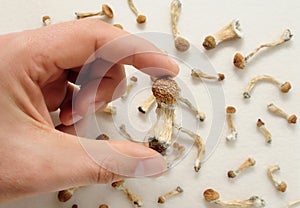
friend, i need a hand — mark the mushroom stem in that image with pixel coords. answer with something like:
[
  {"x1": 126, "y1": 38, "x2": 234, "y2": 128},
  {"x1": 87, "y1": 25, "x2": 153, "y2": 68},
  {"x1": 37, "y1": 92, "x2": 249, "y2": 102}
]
[
  {"x1": 178, "y1": 96, "x2": 206, "y2": 121},
  {"x1": 170, "y1": 0, "x2": 190, "y2": 51},
  {"x1": 267, "y1": 165, "x2": 287, "y2": 192},
  {"x1": 138, "y1": 95, "x2": 156, "y2": 114},
  {"x1": 243, "y1": 75, "x2": 291, "y2": 99},
  {"x1": 267, "y1": 103, "x2": 297, "y2": 124},
  {"x1": 257, "y1": 119, "x2": 272, "y2": 144},
  {"x1": 122, "y1": 76, "x2": 138, "y2": 99},
  {"x1": 191, "y1": 69, "x2": 225, "y2": 81},
  {"x1": 158, "y1": 186, "x2": 184, "y2": 204},
  {"x1": 174, "y1": 124, "x2": 204, "y2": 172},
  {"x1": 288, "y1": 200, "x2": 300, "y2": 208},
  {"x1": 228, "y1": 158, "x2": 256, "y2": 178}
]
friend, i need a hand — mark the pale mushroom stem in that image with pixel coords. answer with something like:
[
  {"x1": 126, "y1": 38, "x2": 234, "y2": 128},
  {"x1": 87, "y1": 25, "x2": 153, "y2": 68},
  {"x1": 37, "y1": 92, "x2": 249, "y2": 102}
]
[
  {"x1": 171, "y1": 0, "x2": 181, "y2": 36},
  {"x1": 178, "y1": 96, "x2": 206, "y2": 121},
  {"x1": 127, "y1": 0, "x2": 139, "y2": 16},
  {"x1": 245, "y1": 75, "x2": 281, "y2": 96},
  {"x1": 245, "y1": 29, "x2": 292, "y2": 62},
  {"x1": 288, "y1": 200, "x2": 300, "y2": 208},
  {"x1": 75, "y1": 11, "x2": 102, "y2": 18}
]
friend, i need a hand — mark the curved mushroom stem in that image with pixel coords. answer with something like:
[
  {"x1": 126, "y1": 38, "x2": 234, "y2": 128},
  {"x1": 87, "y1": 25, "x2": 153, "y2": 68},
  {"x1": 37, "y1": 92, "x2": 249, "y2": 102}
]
[
  {"x1": 267, "y1": 165, "x2": 287, "y2": 192},
  {"x1": 243, "y1": 75, "x2": 291, "y2": 99},
  {"x1": 174, "y1": 124, "x2": 204, "y2": 172}
]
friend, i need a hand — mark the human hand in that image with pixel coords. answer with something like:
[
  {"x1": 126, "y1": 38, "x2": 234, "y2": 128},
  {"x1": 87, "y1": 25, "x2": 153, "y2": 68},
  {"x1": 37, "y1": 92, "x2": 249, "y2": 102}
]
[{"x1": 0, "y1": 19, "x2": 179, "y2": 202}]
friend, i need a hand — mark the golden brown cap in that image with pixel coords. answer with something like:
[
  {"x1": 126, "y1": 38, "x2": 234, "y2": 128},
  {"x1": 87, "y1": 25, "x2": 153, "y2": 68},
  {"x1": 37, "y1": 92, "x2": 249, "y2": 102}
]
[
  {"x1": 227, "y1": 170, "x2": 236, "y2": 178},
  {"x1": 130, "y1": 76, "x2": 138, "y2": 82},
  {"x1": 157, "y1": 196, "x2": 166, "y2": 204},
  {"x1": 152, "y1": 77, "x2": 180, "y2": 104},
  {"x1": 218, "y1": 73, "x2": 225, "y2": 81},
  {"x1": 136, "y1": 15, "x2": 146, "y2": 23},
  {"x1": 280, "y1": 82, "x2": 291, "y2": 93},
  {"x1": 256, "y1": 119, "x2": 265, "y2": 127},
  {"x1": 202, "y1": 36, "x2": 216, "y2": 50},
  {"x1": 99, "y1": 204, "x2": 109, "y2": 208},
  {"x1": 111, "y1": 180, "x2": 125, "y2": 188},
  {"x1": 42, "y1": 15, "x2": 51, "y2": 23},
  {"x1": 288, "y1": 114, "x2": 297, "y2": 124},
  {"x1": 226, "y1": 106, "x2": 236, "y2": 114},
  {"x1": 276, "y1": 182, "x2": 287, "y2": 192},
  {"x1": 233, "y1": 53, "x2": 245, "y2": 69},
  {"x1": 102, "y1": 4, "x2": 114, "y2": 18},
  {"x1": 58, "y1": 190, "x2": 73, "y2": 202},
  {"x1": 203, "y1": 189, "x2": 220, "y2": 202}
]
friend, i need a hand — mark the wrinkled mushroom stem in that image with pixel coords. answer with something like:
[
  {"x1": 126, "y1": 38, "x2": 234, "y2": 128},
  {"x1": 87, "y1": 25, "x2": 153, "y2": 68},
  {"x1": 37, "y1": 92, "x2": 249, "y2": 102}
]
[
  {"x1": 226, "y1": 106, "x2": 237, "y2": 142},
  {"x1": 203, "y1": 19, "x2": 243, "y2": 50},
  {"x1": 267, "y1": 165, "x2": 287, "y2": 192},
  {"x1": 178, "y1": 96, "x2": 206, "y2": 121},
  {"x1": 171, "y1": 0, "x2": 190, "y2": 51},
  {"x1": 243, "y1": 75, "x2": 291, "y2": 99}
]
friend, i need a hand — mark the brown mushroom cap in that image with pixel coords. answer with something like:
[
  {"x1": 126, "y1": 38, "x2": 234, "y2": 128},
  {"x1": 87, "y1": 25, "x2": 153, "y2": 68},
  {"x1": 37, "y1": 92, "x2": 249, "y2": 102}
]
[
  {"x1": 218, "y1": 73, "x2": 225, "y2": 81},
  {"x1": 203, "y1": 189, "x2": 220, "y2": 202},
  {"x1": 276, "y1": 181, "x2": 287, "y2": 192},
  {"x1": 226, "y1": 106, "x2": 236, "y2": 114},
  {"x1": 288, "y1": 114, "x2": 297, "y2": 124},
  {"x1": 58, "y1": 190, "x2": 73, "y2": 202},
  {"x1": 157, "y1": 196, "x2": 166, "y2": 204},
  {"x1": 174, "y1": 36, "x2": 190, "y2": 52},
  {"x1": 111, "y1": 180, "x2": 125, "y2": 188},
  {"x1": 99, "y1": 204, "x2": 109, "y2": 208},
  {"x1": 42, "y1": 15, "x2": 51, "y2": 23},
  {"x1": 102, "y1": 4, "x2": 114, "y2": 18},
  {"x1": 280, "y1": 82, "x2": 291, "y2": 93},
  {"x1": 233, "y1": 53, "x2": 245, "y2": 69},
  {"x1": 227, "y1": 170, "x2": 237, "y2": 178},
  {"x1": 256, "y1": 119, "x2": 265, "y2": 127},
  {"x1": 136, "y1": 15, "x2": 146, "y2": 23},
  {"x1": 152, "y1": 77, "x2": 180, "y2": 105},
  {"x1": 202, "y1": 35, "x2": 216, "y2": 50}
]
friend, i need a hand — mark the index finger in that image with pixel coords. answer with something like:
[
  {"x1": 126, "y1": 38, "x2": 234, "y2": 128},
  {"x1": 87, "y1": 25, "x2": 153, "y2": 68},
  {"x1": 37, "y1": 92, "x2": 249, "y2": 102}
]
[{"x1": 26, "y1": 19, "x2": 179, "y2": 77}]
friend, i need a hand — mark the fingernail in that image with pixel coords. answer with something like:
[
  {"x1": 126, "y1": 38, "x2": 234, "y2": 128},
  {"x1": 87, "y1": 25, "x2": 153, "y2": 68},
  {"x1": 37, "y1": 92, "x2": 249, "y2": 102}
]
[{"x1": 134, "y1": 155, "x2": 167, "y2": 177}]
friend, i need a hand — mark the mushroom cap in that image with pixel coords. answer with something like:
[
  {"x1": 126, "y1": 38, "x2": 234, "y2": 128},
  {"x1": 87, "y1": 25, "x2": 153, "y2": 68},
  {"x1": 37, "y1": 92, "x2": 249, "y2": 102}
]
[
  {"x1": 203, "y1": 189, "x2": 220, "y2": 202},
  {"x1": 152, "y1": 77, "x2": 180, "y2": 104},
  {"x1": 174, "y1": 36, "x2": 190, "y2": 52},
  {"x1": 158, "y1": 196, "x2": 166, "y2": 204},
  {"x1": 202, "y1": 35, "x2": 216, "y2": 50},
  {"x1": 72, "y1": 204, "x2": 78, "y2": 208},
  {"x1": 276, "y1": 181, "x2": 287, "y2": 192},
  {"x1": 42, "y1": 15, "x2": 51, "y2": 23},
  {"x1": 102, "y1": 4, "x2": 114, "y2": 18},
  {"x1": 280, "y1": 82, "x2": 291, "y2": 93},
  {"x1": 99, "y1": 204, "x2": 109, "y2": 208},
  {"x1": 233, "y1": 52, "x2": 245, "y2": 69},
  {"x1": 136, "y1": 14, "x2": 147, "y2": 23},
  {"x1": 227, "y1": 170, "x2": 237, "y2": 178},
  {"x1": 58, "y1": 190, "x2": 73, "y2": 202},
  {"x1": 226, "y1": 106, "x2": 236, "y2": 114},
  {"x1": 256, "y1": 119, "x2": 265, "y2": 127},
  {"x1": 113, "y1": 24, "x2": 123, "y2": 30},
  {"x1": 111, "y1": 180, "x2": 125, "y2": 188},
  {"x1": 130, "y1": 76, "x2": 138, "y2": 82},
  {"x1": 218, "y1": 73, "x2": 225, "y2": 81},
  {"x1": 288, "y1": 114, "x2": 297, "y2": 124},
  {"x1": 96, "y1": 134, "x2": 110, "y2": 140}
]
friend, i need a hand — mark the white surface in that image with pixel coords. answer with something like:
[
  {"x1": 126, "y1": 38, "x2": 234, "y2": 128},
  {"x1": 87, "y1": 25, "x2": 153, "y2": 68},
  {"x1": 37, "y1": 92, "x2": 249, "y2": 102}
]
[{"x1": 1, "y1": 0, "x2": 300, "y2": 207}]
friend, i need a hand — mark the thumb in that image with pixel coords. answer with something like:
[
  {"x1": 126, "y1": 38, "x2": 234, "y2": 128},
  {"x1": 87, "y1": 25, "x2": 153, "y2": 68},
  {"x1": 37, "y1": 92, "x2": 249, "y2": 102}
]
[{"x1": 42, "y1": 129, "x2": 166, "y2": 192}]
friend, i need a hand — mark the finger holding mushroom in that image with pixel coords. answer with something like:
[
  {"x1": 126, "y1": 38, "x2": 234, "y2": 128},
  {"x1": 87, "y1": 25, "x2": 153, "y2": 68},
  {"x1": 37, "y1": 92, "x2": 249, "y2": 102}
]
[
  {"x1": 267, "y1": 103, "x2": 297, "y2": 124},
  {"x1": 203, "y1": 19, "x2": 243, "y2": 50},
  {"x1": 170, "y1": 0, "x2": 190, "y2": 52},
  {"x1": 267, "y1": 165, "x2": 287, "y2": 192},
  {"x1": 75, "y1": 4, "x2": 114, "y2": 19},
  {"x1": 233, "y1": 29, "x2": 293, "y2": 69},
  {"x1": 243, "y1": 75, "x2": 291, "y2": 99}
]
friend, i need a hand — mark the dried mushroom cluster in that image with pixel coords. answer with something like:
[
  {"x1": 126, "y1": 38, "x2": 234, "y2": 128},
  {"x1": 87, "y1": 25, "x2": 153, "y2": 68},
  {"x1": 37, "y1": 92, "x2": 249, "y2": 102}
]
[{"x1": 47, "y1": 1, "x2": 297, "y2": 208}]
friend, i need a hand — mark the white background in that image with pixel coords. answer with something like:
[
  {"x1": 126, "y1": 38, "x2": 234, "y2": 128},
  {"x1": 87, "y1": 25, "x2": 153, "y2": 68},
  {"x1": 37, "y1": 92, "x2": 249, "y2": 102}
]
[{"x1": 0, "y1": 0, "x2": 300, "y2": 207}]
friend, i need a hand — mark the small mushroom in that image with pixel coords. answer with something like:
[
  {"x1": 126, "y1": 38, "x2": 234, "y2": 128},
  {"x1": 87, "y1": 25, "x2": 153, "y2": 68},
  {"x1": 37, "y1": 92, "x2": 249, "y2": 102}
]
[
  {"x1": 256, "y1": 119, "x2": 272, "y2": 144},
  {"x1": 158, "y1": 186, "x2": 183, "y2": 204},
  {"x1": 42, "y1": 15, "x2": 51, "y2": 26},
  {"x1": 267, "y1": 165, "x2": 287, "y2": 192},
  {"x1": 267, "y1": 103, "x2": 297, "y2": 124},
  {"x1": 243, "y1": 75, "x2": 291, "y2": 99},
  {"x1": 227, "y1": 158, "x2": 256, "y2": 178},
  {"x1": 203, "y1": 19, "x2": 243, "y2": 50},
  {"x1": 121, "y1": 76, "x2": 138, "y2": 99},
  {"x1": 226, "y1": 106, "x2": 237, "y2": 142},
  {"x1": 75, "y1": 4, "x2": 114, "y2": 19},
  {"x1": 203, "y1": 188, "x2": 266, "y2": 207},
  {"x1": 191, "y1": 69, "x2": 225, "y2": 81},
  {"x1": 127, "y1": 0, "x2": 146, "y2": 23},
  {"x1": 170, "y1": 0, "x2": 190, "y2": 51},
  {"x1": 112, "y1": 180, "x2": 143, "y2": 208},
  {"x1": 58, "y1": 187, "x2": 81, "y2": 202},
  {"x1": 233, "y1": 29, "x2": 292, "y2": 69}
]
